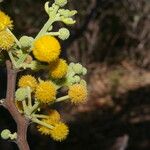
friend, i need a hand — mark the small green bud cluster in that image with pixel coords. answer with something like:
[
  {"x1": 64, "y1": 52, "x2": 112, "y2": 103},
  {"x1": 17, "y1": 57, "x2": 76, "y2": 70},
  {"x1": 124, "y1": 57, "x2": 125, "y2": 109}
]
[
  {"x1": 65, "y1": 63, "x2": 87, "y2": 86},
  {"x1": 44, "y1": 2, "x2": 59, "y2": 19},
  {"x1": 58, "y1": 9, "x2": 77, "y2": 25},
  {"x1": 55, "y1": 0, "x2": 67, "y2": 7},
  {"x1": 45, "y1": 0, "x2": 77, "y2": 25},
  {"x1": 42, "y1": 0, "x2": 77, "y2": 43},
  {"x1": 70, "y1": 63, "x2": 87, "y2": 75},
  {"x1": 58, "y1": 9, "x2": 77, "y2": 18}
]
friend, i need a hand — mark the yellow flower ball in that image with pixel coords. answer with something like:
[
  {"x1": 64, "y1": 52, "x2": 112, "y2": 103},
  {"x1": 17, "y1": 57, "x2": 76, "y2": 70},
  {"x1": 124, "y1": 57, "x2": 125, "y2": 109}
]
[
  {"x1": 0, "y1": 11, "x2": 13, "y2": 31},
  {"x1": 48, "y1": 110, "x2": 61, "y2": 123},
  {"x1": 49, "y1": 59, "x2": 68, "y2": 79},
  {"x1": 37, "y1": 118, "x2": 52, "y2": 135},
  {"x1": 0, "y1": 30, "x2": 14, "y2": 50},
  {"x1": 35, "y1": 81, "x2": 56, "y2": 103},
  {"x1": 18, "y1": 75, "x2": 37, "y2": 91},
  {"x1": 32, "y1": 35, "x2": 61, "y2": 63},
  {"x1": 68, "y1": 84, "x2": 88, "y2": 104},
  {"x1": 37, "y1": 110, "x2": 60, "y2": 135},
  {"x1": 50, "y1": 122, "x2": 69, "y2": 141}
]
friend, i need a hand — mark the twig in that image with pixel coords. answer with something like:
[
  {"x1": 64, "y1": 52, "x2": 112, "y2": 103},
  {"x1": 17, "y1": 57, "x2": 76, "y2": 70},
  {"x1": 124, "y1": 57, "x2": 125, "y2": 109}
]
[{"x1": 5, "y1": 60, "x2": 30, "y2": 150}]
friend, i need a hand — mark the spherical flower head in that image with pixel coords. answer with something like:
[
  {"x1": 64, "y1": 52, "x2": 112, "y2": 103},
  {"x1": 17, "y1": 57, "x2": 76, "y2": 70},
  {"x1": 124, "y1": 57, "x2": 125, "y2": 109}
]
[
  {"x1": 0, "y1": 11, "x2": 13, "y2": 31},
  {"x1": 68, "y1": 84, "x2": 88, "y2": 104},
  {"x1": 49, "y1": 59, "x2": 68, "y2": 79},
  {"x1": 55, "y1": 0, "x2": 67, "y2": 7},
  {"x1": 37, "y1": 118, "x2": 53, "y2": 135},
  {"x1": 50, "y1": 122, "x2": 69, "y2": 141},
  {"x1": 48, "y1": 109, "x2": 61, "y2": 123},
  {"x1": 0, "y1": 30, "x2": 14, "y2": 50},
  {"x1": 18, "y1": 75, "x2": 37, "y2": 91},
  {"x1": 35, "y1": 81, "x2": 56, "y2": 103},
  {"x1": 32, "y1": 35, "x2": 61, "y2": 63}
]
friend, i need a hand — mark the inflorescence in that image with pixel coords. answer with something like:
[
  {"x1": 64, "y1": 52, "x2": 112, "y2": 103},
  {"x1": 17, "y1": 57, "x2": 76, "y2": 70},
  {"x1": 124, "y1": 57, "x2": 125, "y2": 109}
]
[{"x1": 0, "y1": 0, "x2": 88, "y2": 142}]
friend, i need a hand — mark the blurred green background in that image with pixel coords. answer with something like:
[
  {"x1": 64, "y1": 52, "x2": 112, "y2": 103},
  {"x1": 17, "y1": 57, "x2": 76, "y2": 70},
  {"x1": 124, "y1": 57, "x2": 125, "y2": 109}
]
[{"x1": 0, "y1": 0, "x2": 150, "y2": 150}]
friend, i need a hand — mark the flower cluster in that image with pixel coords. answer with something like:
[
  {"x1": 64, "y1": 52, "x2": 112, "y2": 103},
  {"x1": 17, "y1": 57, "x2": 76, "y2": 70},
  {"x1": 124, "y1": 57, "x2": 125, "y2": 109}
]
[
  {"x1": 0, "y1": 0, "x2": 88, "y2": 143},
  {"x1": 15, "y1": 62, "x2": 87, "y2": 141}
]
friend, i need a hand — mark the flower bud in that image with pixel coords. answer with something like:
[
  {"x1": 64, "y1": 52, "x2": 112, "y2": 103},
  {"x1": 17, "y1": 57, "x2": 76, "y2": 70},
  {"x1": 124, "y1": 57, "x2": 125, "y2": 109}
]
[
  {"x1": 82, "y1": 68, "x2": 87, "y2": 75},
  {"x1": 74, "y1": 75, "x2": 81, "y2": 83},
  {"x1": 55, "y1": 0, "x2": 67, "y2": 7},
  {"x1": 80, "y1": 79, "x2": 87, "y2": 87},
  {"x1": 15, "y1": 88, "x2": 28, "y2": 101},
  {"x1": 62, "y1": 18, "x2": 76, "y2": 25},
  {"x1": 72, "y1": 63, "x2": 83, "y2": 74},
  {"x1": 19, "y1": 36, "x2": 34, "y2": 50},
  {"x1": 1, "y1": 129, "x2": 11, "y2": 140},
  {"x1": 58, "y1": 28, "x2": 70, "y2": 40}
]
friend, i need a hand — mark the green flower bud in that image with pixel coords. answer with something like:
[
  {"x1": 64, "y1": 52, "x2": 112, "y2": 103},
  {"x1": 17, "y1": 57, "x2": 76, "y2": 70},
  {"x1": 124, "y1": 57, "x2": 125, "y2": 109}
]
[
  {"x1": 58, "y1": 9, "x2": 64, "y2": 14},
  {"x1": 58, "y1": 9, "x2": 68, "y2": 17},
  {"x1": 19, "y1": 36, "x2": 34, "y2": 50},
  {"x1": 82, "y1": 68, "x2": 87, "y2": 75},
  {"x1": 1, "y1": 129, "x2": 11, "y2": 140},
  {"x1": 55, "y1": 0, "x2": 67, "y2": 7},
  {"x1": 67, "y1": 69, "x2": 75, "y2": 77},
  {"x1": 69, "y1": 62, "x2": 75, "y2": 67},
  {"x1": 69, "y1": 10, "x2": 78, "y2": 17},
  {"x1": 44, "y1": 2, "x2": 50, "y2": 14},
  {"x1": 80, "y1": 79, "x2": 87, "y2": 87},
  {"x1": 72, "y1": 63, "x2": 83, "y2": 74},
  {"x1": 15, "y1": 88, "x2": 28, "y2": 101},
  {"x1": 74, "y1": 75, "x2": 81, "y2": 83},
  {"x1": 62, "y1": 18, "x2": 76, "y2": 25},
  {"x1": 67, "y1": 76, "x2": 76, "y2": 84},
  {"x1": 52, "y1": 3, "x2": 59, "y2": 10},
  {"x1": 48, "y1": 25, "x2": 53, "y2": 31},
  {"x1": 58, "y1": 28, "x2": 70, "y2": 40},
  {"x1": 59, "y1": 9, "x2": 77, "y2": 18}
]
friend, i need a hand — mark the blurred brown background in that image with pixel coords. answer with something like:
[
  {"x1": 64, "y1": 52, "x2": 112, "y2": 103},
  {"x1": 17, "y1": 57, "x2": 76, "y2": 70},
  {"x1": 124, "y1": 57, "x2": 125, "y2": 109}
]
[{"x1": 0, "y1": 0, "x2": 150, "y2": 150}]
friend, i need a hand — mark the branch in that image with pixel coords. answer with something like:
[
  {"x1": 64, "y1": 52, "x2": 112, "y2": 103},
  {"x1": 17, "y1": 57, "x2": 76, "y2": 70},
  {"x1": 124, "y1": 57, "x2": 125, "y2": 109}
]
[{"x1": 5, "y1": 60, "x2": 30, "y2": 150}]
